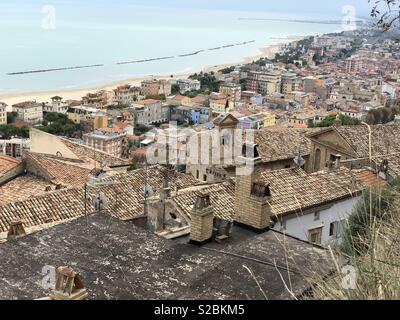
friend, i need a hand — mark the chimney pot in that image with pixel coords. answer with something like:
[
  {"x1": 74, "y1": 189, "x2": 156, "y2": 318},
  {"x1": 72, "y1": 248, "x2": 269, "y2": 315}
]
[{"x1": 7, "y1": 220, "x2": 26, "y2": 240}]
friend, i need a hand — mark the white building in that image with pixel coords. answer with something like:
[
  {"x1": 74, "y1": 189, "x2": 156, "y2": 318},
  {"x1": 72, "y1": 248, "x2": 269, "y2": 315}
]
[
  {"x1": 43, "y1": 96, "x2": 68, "y2": 114},
  {"x1": 0, "y1": 138, "x2": 30, "y2": 159},
  {"x1": 131, "y1": 99, "x2": 168, "y2": 125},
  {"x1": 0, "y1": 102, "x2": 7, "y2": 125},
  {"x1": 12, "y1": 101, "x2": 43, "y2": 124},
  {"x1": 113, "y1": 85, "x2": 143, "y2": 105},
  {"x1": 175, "y1": 79, "x2": 201, "y2": 94}
]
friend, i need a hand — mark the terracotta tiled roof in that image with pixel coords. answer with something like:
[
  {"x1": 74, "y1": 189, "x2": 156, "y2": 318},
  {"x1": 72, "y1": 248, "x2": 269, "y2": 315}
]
[
  {"x1": 161, "y1": 167, "x2": 370, "y2": 223},
  {"x1": 254, "y1": 127, "x2": 321, "y2": 162},
  {"x1": 26, "y1": 152, "x2": 92, "y2": 188},
  {"x1": 262, "y1": 167, "x2": 365, "y2": 216},
  {"x1": 354, "y1": 169, "x2": 387, "y2": 188},
  {"x1": 60, "y1": 138, "x2": 129, "y2": 167},
  {"x1": 0, "y1": 175, "x2": 55, "y2": 206},
  {"x1": 135, "y1": 99, "x2": 160, "y2": 105},
  {"x1": 0, "y1": 188, "x2": 90, "y2": 233},
  {"x1": 98, "y1": 166, "x2": 199, "y2": 220},
  {"x1": 172, "y1": 180, "x2": 236, "y2": 222},
  {"x1": 0, "y1": 156, "x2": 21, "y2": 177},
  {"x1": 334, "y1": 125, "x2": 400, "y2": 157}
]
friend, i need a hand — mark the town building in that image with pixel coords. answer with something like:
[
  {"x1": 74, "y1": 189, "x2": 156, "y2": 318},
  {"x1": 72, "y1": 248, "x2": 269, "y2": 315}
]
[
  {"x1": 174, "y1": 79, "x2": 201, "y2": 94},
  {"x1": 0, "y1": 138, "x2": 30, "y2": 159},
  {"x1": 219, "y1": 83, "x2": 241, "y2": 102},
  {"x1": 12, "y1": 101, "x2": 43, "y2": 124},
  {"x1": 247, "y1": 69, "x2": 281, "y2": 95},
  {"x1": 82, "y1": 90, "x2": 113, "y2": 109},
  {"x1": 43, "y1": 96, "x2": 68, "y2": 114},
  {"x1": 131, "y1": 99, "x2": 168, "y2": 125},
  {"x1": 83, "y1": 129, "x2": 128, "y2": 158},
  {"x1": 113, "y1": 85, "x2": 143, "y2": 105},
  {"x1": 346, "y1": 55, "x2": 365, "y2": 74},
  {"x1": 67, "y1": 105, "x2": 100, "y2": 124},
  {"x1": 281, "y1": 72, "x2": 299, "y2": 94},
  {"x1": 308, "y1": 124, "x2": 400, "y2": 174},
  {"x1": 0, "y1": 102, "x2": 7, "y2": 125},
  {"x1": 141, "y1": 79, "x2": 171, "y2": 98}
]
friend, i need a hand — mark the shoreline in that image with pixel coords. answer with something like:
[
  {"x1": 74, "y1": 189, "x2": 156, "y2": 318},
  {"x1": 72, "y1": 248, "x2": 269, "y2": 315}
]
[{"x1": 0, "y1": 43, "x2": 284, "y2": 108}]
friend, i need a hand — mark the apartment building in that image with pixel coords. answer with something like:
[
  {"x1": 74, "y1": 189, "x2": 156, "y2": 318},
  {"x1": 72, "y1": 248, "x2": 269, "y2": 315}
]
[
  {"x1": 83, "y1": 128, "x2": 128, "y2": 158},
  {"x1": 219, "y1": 83, "x2": 241, "y2": 102},
  {"x1": 281, "y1": 72, "x2": 299, "y2": 94},
  {"x1": 174, "y1": 79, "x2": 201, "y2": 93},
  {"x1": 0, "y1": 102, "x2": 7, "y2": 125},
  {"x1": 82, "y1": 90, "x2": 113, "y2": 109},
  {"x1": 346, "y1": 55, "x2": 365, "y2": 74},
  {"x1": 141, "y1": 79, "x2": 171, "y2": 98},
  {"x1": 43, "y1": 96, "x2": 68, "y2": 114},
  {"x1": 113, "y1": 85, "x2": 143, "y2": 105},
  {"x1": 131, "y1": 99, "x2": 167, "y2": 125},
  {"x1": 67, "y1": 105, "x2": 100, "y2": 124},
  {"x1": 12, "y1": 101, "x2": 43, "y2": 124},
  {"x1": 247, "y1": 70, "x2": 281, "y2": 95},
  {"x1": 0, "y1": 138, "x2": 30, "y2": 159}
]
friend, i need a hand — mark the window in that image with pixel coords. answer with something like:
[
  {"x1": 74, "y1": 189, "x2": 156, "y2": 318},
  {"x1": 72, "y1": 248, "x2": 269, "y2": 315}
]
[
  {"x1": 314, "y1": 211, "x2": 320, "y2": 221},
  {"x1": 329, "y1": 221, "x2": 342, "y2": 239},
  {"x1": 203, "y1": 174, "x2": 207, "y2": 182},
  {"x1": 196, "y1": 170, "x2": 199, "y2": 179},
  {"x1": 308, "y1": 227, "x2": 323, "y2": 245}
]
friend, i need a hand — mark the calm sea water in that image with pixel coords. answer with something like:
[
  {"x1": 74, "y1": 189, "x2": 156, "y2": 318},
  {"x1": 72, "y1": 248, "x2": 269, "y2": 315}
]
[{"x1": 0, "y1": 1, "x2": 344, "y2": 94}]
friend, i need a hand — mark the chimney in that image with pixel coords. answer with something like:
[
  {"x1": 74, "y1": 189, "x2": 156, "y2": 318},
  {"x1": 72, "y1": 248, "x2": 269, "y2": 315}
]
[
  {"x1": 333, "y1": 154, "x2": 341, "y2": 170},
  {"x1": 49, "y1": 266, "x2": 88, "y2": 300},
  {"x1": 189, "y1": 191, "x2": 214, "y2": 246},
  {"x1": 234, "y1": 144, "x2": 272, "y2": 232},
  {"x1": 7, "y1": 220, "x2": 26, "y2": 240},
  {"x1": 147, "y1": 186, "x2": 171, "y2": 232}
]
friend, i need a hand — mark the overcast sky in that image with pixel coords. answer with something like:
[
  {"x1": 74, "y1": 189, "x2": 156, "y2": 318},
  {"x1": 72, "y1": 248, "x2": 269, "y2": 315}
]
[{"x1": 4, "y1": 0, "x2": 373, "y2": 17}]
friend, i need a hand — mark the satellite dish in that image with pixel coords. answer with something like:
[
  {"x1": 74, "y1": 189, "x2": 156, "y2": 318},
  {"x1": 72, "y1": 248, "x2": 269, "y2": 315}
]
[{"x1": 92, "y1": 192, "x2": 108, "y2": 211}]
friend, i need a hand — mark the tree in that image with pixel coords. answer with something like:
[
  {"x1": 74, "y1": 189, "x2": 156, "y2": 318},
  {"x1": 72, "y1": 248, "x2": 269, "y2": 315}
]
[
  {"x1": 7, "y1": 112, "x2": 18, "y2": 124},
  {"x1": 370, "y1": 0, "x2": 400, "y2": 31},
  {"x1": 171, "y1": 84, "x2": 180, "y2": 94}
]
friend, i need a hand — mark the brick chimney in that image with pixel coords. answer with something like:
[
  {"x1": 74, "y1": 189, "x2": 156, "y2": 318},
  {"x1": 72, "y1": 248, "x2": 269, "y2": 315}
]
[
  {"x1": 147, "y1": 185, "x2": 171, "y2": 232},
  {"x1": 234, "y1": 144, "x2": 272, "y2": 232},
  {"x1": 189, "y1": 191, "x2": 214, "y2": 246},
  {"x1": 7, "y1": 220, "x2": 26, "y2": 240},
  {"x1": 49, "y1": 266, "x2": 88, "y2": 300}
]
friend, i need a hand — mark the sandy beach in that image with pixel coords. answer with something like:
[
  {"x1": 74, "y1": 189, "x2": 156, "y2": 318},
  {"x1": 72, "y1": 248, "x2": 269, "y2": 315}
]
[{"x1": 0, "y1": 44, "x2": 282, "y2": 109}]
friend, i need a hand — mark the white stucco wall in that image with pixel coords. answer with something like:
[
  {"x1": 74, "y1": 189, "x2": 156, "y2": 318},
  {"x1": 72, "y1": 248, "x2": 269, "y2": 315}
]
[{"x1": 273, "y1": 196, "x2": 360, "y2": 247}]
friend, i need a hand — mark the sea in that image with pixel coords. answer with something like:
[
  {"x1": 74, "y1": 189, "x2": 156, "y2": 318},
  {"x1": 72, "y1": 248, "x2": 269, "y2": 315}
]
[{"x1": 0, "y1": 1, "x2": 349, "y2": 95}]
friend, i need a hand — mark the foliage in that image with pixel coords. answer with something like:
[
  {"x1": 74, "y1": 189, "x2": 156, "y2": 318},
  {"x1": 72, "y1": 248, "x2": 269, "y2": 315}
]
[
  {"x1": 316, "y1": 114, "x2": 360, "y2": 127},
  {"x1": 370, "y1": 0, "x2": 400, "y2": 31},
  {"x1": 107, "y1": 104, "x2": 131, "y2": 110},
  {"x1": 312, "y1": 179, "x2": 400, "y2": 300},
  {"x1": 340, "y1": 183, "x2": 398, "y2": 255},
  {"x1": 171, "y1": 84, "x2": 180, "y2": 94},
  {"x1": 366, "y1": 106, "x2": 400, "y2": 124},
  {"x1": 0, "y1": 124, "x2": 29, "y2": 138},
  {"x1": 239, "y1": 78, "x2": 247, "y2": 91},
  {"x1": 134, "y1": 124, "x2": 152, "y2": 135},
  {"x1": 6, "y1": 112, "x2": 18, "y2": 124},
  {"x1": 219, "y1": 66, "x2": 236, "y2": 74},
  {"x1": 38, "y1": 112, "x2": 81, "y2": 137},
  {"x1": 188, "y1": 72, "x2": 222, "y2": 92}
]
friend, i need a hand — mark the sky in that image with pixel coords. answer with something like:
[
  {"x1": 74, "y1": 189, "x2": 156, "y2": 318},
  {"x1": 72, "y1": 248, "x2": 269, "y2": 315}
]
[{"x1": 2, "y1": 0, "x2": 373, "y2": 17}]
